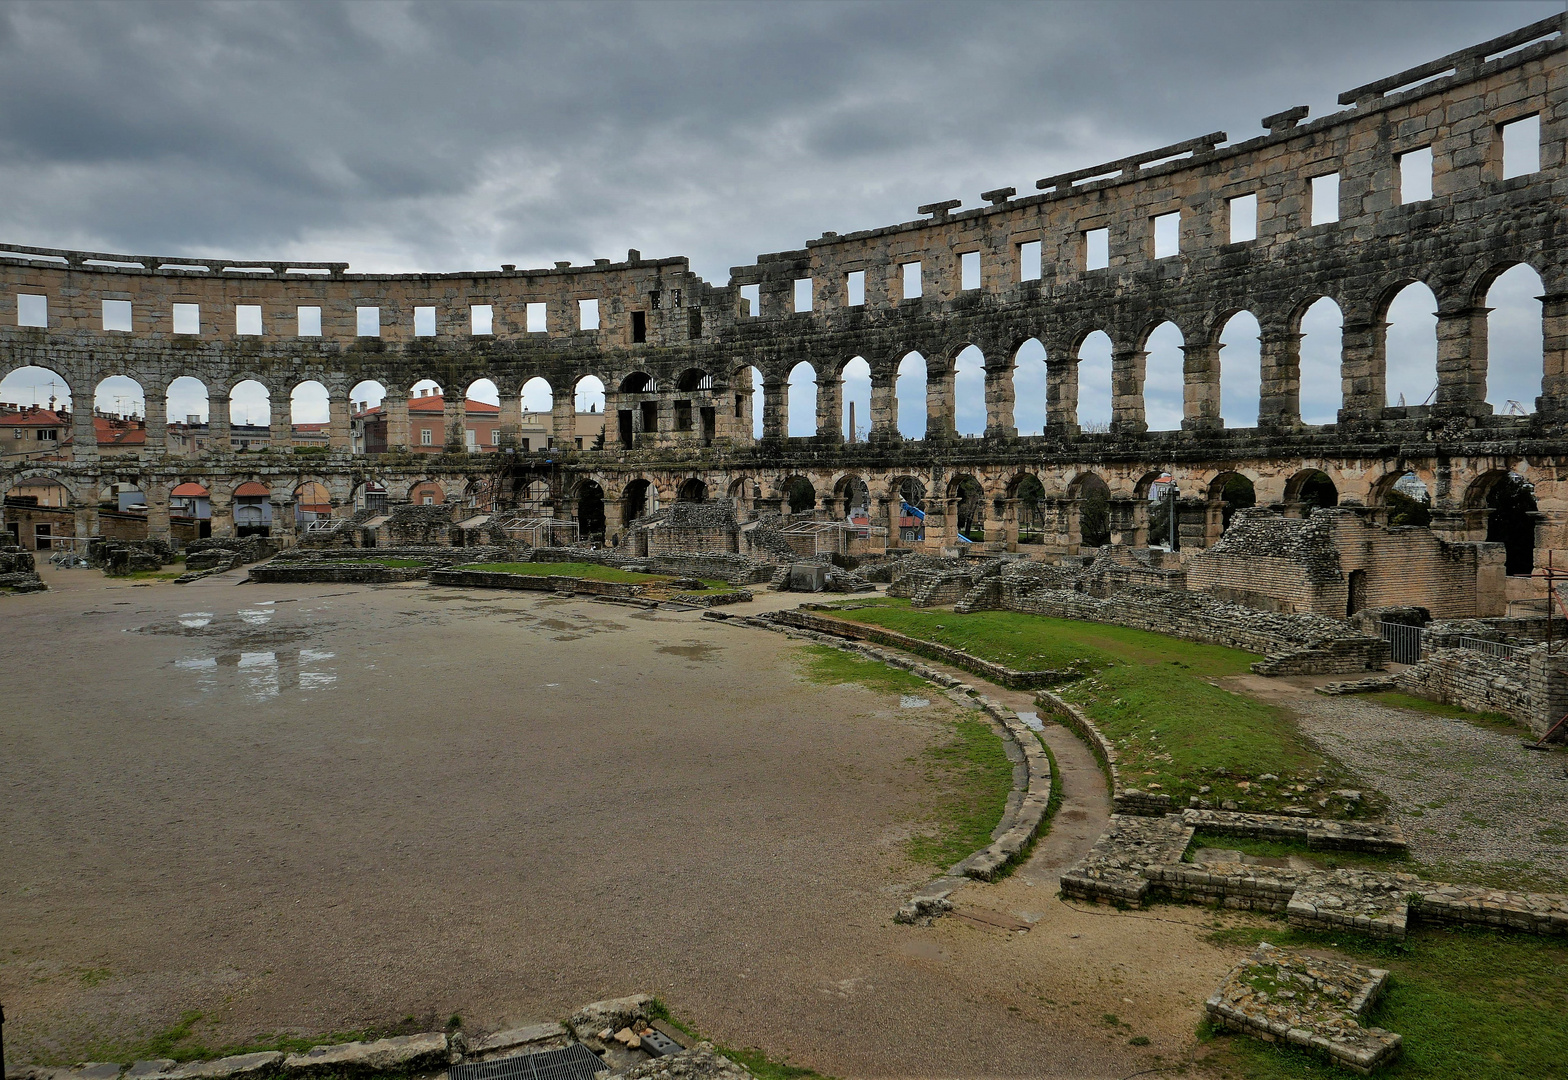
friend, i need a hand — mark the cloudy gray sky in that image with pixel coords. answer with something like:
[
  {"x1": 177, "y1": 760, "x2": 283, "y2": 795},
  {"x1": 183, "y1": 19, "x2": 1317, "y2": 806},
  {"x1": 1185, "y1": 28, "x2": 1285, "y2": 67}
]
[{"x1": 0, "y1": 0, "x2": 1558, "y2": 435}]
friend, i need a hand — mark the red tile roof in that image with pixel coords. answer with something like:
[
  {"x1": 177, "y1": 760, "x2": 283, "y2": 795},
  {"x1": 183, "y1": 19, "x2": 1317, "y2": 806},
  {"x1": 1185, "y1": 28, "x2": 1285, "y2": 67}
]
[
  {"x1": 407, "y1": 394, "x2": 500, "y2": 414},
  {"x1": 235, "y1": 481, "x2": 270, "y2": 497},
  {"x1": 171, "y1": 482, "x2": 210, "y2": 497},
  {"x1": 0, "y1": 406, "x2": 67, "y2": 427}
]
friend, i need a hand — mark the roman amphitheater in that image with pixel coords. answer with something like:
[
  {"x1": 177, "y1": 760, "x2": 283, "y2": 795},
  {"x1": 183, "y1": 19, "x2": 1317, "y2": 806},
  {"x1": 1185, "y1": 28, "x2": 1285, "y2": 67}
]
[{"x1": 3, "y1": 14, "x2": 1567, "y2": 1080}]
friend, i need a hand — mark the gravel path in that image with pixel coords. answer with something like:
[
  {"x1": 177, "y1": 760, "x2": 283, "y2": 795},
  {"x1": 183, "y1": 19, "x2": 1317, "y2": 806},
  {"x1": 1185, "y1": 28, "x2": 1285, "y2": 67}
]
[{"x1": 1291, "y1": 694, "x2": 1568, "y2": 887}]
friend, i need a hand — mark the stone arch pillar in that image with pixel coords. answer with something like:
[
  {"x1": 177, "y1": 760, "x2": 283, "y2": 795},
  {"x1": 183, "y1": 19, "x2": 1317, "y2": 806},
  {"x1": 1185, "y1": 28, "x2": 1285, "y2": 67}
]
[
  {"x1": 1338, "y1": 318, "x2": 1383, "y2": 422},
  {"x1": 209, "y1": 391, "x2": 232, "y2": 452},
  {"x1": 761, "y1": 376, "x2": 787, "y2": 440},
  {"x1": 816, "y1": 370, "x2": 843, "y2": 441},
  {"x1": 71, "y1": 399, "x2": 98, "y2": 464},
  {"x1": 1435, "y1": 305, "x2": 1490, "y2": 417},
  {"x1": 328, "y1": 389, "x2": 352, "y2": 451},
  {"x1": 1181, "y1": 341, "x2": 1222, "y2": 431},
  {"x1": 1110, "y1": 345, "x2": 1147, "y2": 434},
  {"x1": 1539, "y1": 291, "x2": 1568, "y2": 416},
  {"x1": 1257, "y1": 328, "x2": 1302, "y2": 430},
  {"x1": 869, "y1": 370, "x2": 897, "y2": 441},
  {"x1": 385, "y1": 388, "x2": 410, "y2": 451},
  {"x1": 926, "y1": 360, "x2": 955, "y2": 441},
  {"x1": 143, "y1": 384, "x2": 168, "y2": 456},
  {"x1": 984, "y1": 359, "x2": 1016, "y2": 437},
  {"x1": 551, "y1": 392, "x2": 576, "y2": 449},
  {"x1": 1046, "y1": 356, "x2": 1079, "y2": 433}
]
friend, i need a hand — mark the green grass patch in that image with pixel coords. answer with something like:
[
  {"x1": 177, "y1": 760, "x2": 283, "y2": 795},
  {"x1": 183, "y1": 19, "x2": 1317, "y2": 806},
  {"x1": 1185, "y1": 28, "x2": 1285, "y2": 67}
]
[
  {"x1": 645, "y1": 999, "x2": 830, "y2": 1079},
  {"x1": 1185, "y1": 830, "x2": 1409, "y2": 871},
  {"x1": 363, "y1": 557, "x2": 427, "y2": 568},
  {"x1": 905, "y1": 711, "x2": 1014, "y2": 869},
  {"x1": 829, "y1": 602, "x2": 1372, "y2": 816},
  {"x1": 794, "y1": 644, "x2": 928, "y2": 695},
  {"x1": 458, "y1": 560, "x2": 667, "y2": 583},
  {"x1": 57, "y1": 1009, "x2": 443, "y2": 1067},
  {"x1": 1203, "y1": 920, "x2": 1568, "y2": 1080},
  {"x1": 112, "y1": 569, "x2": 185, "y2": 581},
  {"x1": 1363, "y1": 691, "x2": 1532, "y2": 736}
]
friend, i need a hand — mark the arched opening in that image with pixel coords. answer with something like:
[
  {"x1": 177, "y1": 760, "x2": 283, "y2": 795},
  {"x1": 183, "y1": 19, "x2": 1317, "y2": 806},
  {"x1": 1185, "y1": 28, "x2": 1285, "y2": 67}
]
[
  {"x1": 619, "y1": 372, "x2": 656, "y2": 393},
  {"x1": 1285, "y1": 469, "x2": 1338, "y2": 513},
  {"x1": 576, "y1": 480, "x2": 606, "y2": 540},
  {"x1": 467, "y1": 378, "x2": 500, "y2": 407},
  {"x1": 950, "y1": 474, "x2": 985, "y2": 540},
  {"x1": 574, "y1": 375, "x2": 605, "y2": 412},
  {"x1": 522, "y1": 375, "x2": 553, "y2": 414},
  {"x1": 100, "y1": 478, "x2": 145, "y2": 512},
  {"x1": 1071, "y1": 473, "x2": 1111, "y2": 548},
  {"x1": 953, "y1": 345, "x2": 986, "y2": 436},
  {"x1": 622, "y1": 478, "x2": 653, "y2": 524},
  {"x1": 1298, "y1": 297, "x2": 1343, "y2": 424},
  {"x1": 1384, "y1": 281, "x2": 1439, "y2": 407},
  {"x1": 463, "y1": 479, "x2": 492, "y2": 513},
  {"x1": 233, "y1": 480, "x2": 272, "y2": 536},
  {"x1": 834, "y1": 474, "x2": 870, "y2": 518},
  {"x1": 0, "y1": 365, "x2": 72, "y2": 412},
  {"x1": 409, "y1": 480, "x2": 445, "y2": 506},
  {"x1": 1484, "y1": 263, "x2": 1545, "y2": 414},
  {"x1": 229, "y1": 381, "x2": 272, "y2": 448},
  {"x1": 1218, "y1": 311, "x2": 1262, "y2": 427},
  {"x1": 289, "y1": 380, "x2": 330, "y2": 447},
  {"x1": 741, "y1": 366, "x2": 764, "y2": 440},
  {"x1": 353, "y1": 480, "x2": 388, "y2": 513},
  {"x1": 1076, "y1": 331, "x2": 1113, "y2": 431},
  {"x1": 1012, "y1": 474, "x2": 1047, "y2": 545},
  {"x1": 677, "y1": 477, "x2": 709, "y2": 502},
  {"x1": 1143, "y1": 322, "x2": 1184, "y2": 431},
  {"x1": 895, "y1": 352, "x2": 927, "y2": 439},
  {"x1": 787, "y1": 362, "x2": 817, "y2": 437},
  {"x1": 783, "y1": 475, "x2": 817, "y2": 515},
  {"x1": 1013, "y1": 339, "x2": 1048, "y2": 436},
  {"x1": 841, "y1": 357, "x2": 871, "y2": 442},
  {"x1": 1380, "y1": 471, "x2": 1432, "y2": 526},
  {"x1": 165, "y1": 377, "x2": 212, "y2": 453},
  {"x1": 293, "y1": 481, "x2": 332, "y2": 522},
  {"x1": 520, "y1": 376, "x2": 554, "y2": 450},
  {"x1": 570, "y1": 375, "x2": 606, "y2": 450},
  {"x1": 1477, "y1": 471, "x2": 1537, "y2": 575},
  {"x1": 675, "y1": 368, "x2": 712, "y2": 393},
  {"x1": 94, "y1": 375, "x2": 145, "y2": 420},
  {"x1": 348, "y1": 380, "x2": 385, "y2": 455},
  {"x1": 1212, "y1": 472, "x2": 1256, "y2": 533},
  {"x1": 1144, "y1": 472, "x2": 1179, "y2": 548},
  {"x1": 728, "y1": 477, "x2": 758, "y2": 518},
  {"x1": 169, "y1": 481, "x2": 211, "y2": 537},
  {"x1": 3, "y1": 475, "x2": 72, "y2": 549}
]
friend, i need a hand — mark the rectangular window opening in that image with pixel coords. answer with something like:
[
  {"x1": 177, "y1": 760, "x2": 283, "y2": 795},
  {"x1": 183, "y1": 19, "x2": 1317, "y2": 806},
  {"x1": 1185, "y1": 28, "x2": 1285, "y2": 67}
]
[
  {"x1": 420, "y1": 428, "x2": 432, "y2": 446},
  {"x1": 356, "y1": 306, "x2": 380, "y2": 337},
  {"x1": 578, "y1": 298, "x2": 599, "y2": 331},
  {"x1": 1310, "y1": 173, "x2": 1340, "y2": 226},
  {"x1": 172, "y1": 303, "x2": 200, "y2": 335},
  {"x1": 1152, "y1": 212, "x2": 1180, "y2": 259},
  {"x1": 414, "y1": 306, "x2": 436, "y2": 337},
  {"x1": 526, "y1": 302, "x2": 547, "y2": 333},
  {"x1": 960, "y1": 251, "x2": 981, "y2": 291},
  {"x1": 1083, "y1": 228, "x2": 1109, "y2": 271},
  {"x1": 470, "y1": 304, "x2": 492, "y2": 335},
  {"x1": 688, "y1": 310, "x2": 703, "y2": 340},
  {"x1": 739, "y1": 283, "x2": 760, "y2": 317},
  {"x1": 794, "y1": 277, "x2": 813, "y2": 313},
  {"x1": 1398, "y1": 146, "x2": 1433, "y2": 204},
  {"x1": 297, "y1": 306, "x2": 322, "y2": 337},
  {"x1": 902, "y1": 260, "x2": 923, "y2": 299},
  {"x1": 1228, "y1": 193, "x2": 1258, "y2": 244},
  {"x1": 631, "y1": 310, "x2": 647, "y2": 343},
  {"x1": 235, "y1": 304, "x2": 262, "y2": 336},
  {"x1": 1501, "y1": 114, "x2": 1541, "y2": 180},
  {"x1": 1017, "y1": 240, "x2": 1041, "y2": 282},
  {"x1": 845, "y1": 270, "x2": 865, "y2": 307},
  {"x1": 16, "y1": 293, "x2": 46, "y2": 327},
  {"x1": 102, "y1": 299, "x2": 132, "y2": 332}
]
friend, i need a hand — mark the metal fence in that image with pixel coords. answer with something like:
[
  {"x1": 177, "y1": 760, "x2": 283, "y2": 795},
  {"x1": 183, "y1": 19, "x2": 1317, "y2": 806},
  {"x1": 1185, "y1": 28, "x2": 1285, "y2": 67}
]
[
  {"x1": 1378, "y1": 621, "x2": 1425, "y2": 664},
  {"x1": 1455, "y1": 635, "x2": 1529, "y2": 661}
]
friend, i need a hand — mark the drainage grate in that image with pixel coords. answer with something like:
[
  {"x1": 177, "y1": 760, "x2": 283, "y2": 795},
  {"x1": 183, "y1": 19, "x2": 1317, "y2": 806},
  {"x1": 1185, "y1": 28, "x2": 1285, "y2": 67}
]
[{"x1": 449, "y1": 1045, "x2": 605, "y2": 1080}]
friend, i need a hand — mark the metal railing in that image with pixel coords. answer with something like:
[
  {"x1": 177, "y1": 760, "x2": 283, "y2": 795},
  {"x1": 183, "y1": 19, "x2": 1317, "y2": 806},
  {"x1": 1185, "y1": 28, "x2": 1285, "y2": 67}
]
[
  {"x1": 1455, "y1": 636, "x2": 1529, "y2": 661},
  {"x1": 1378, "y1": 620, "x2": 1425, "y2": 664}
]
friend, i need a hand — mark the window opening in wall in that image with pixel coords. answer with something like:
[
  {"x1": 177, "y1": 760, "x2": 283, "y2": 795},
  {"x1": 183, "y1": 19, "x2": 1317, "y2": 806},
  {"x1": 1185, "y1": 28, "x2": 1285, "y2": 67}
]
[
  {"x1": 173, "y1": 303, "x2": 200, "y2": 334},
  {"x1": 297, "y1": 306, "x2": 321, "y2": 337},
  {"x1": 414, "y1": 306, "x2": 436, "y2": 336},
  {"x1": 1017, "y1": 240, "x2": 1041, "y2": 282},
  {"x1": 639, "y1": 399, "x2": 657, "y2": 437},
  {"x1": 649, "y1": 290, "x2": 661, "y2": 310},
  {"x1": 1218, "y1": 311, "x2": 1262, "y2": 427},
  {"x1": 1152, "y1": 212, "x2": 1180, "y2": 259},
  {"x1": 787, "y1": 361, "x2": 817, "y2": 437},
  {"x1": 1228, "y1": 193, "x2": 1258, "y2": 244},
  {"x1": 471, "y1": 304, "x2": 492, "y2": 335},
  {"x1": 688, "y1": 310, "x2": 702, "y2": 340},
  {"x1": 1310, "y1": 173, "x2": 1340, "y2": 226},
  {"x1": 739, "y1": 283, "x2": 760, "y2": 317},
  {"x1": 1143, "y1": 322, "x2": 1185, "y2": 431},
  {"x1": 960, "y1": 251, "x2": 980, "y2": 291},
  {"x1": 1385, "y1": 281, "x2": 1438, "y2": 407},
  {"x1": 1077, "y1": 331, "x2": 1113, "y2": 430},
  {"x1": 675, "y1": 399, "x2": 693, "y2": 432},
  {"x1": 793, "y1": 278, "x2": 813, "y2": 313},
  {"x1": 895, "y1": 352, "x2": 927, "y2": 439},
  {"x1": 235, "y1": 305, "x2": 262, "y2": 336},
  {"x1": 421, "y1": 428, "x2": 432, "y2": 445},
  {"x1": 1299, "y1": 297, "x2": 1344, "y2": 424},
  {"x1": 1398, "y1": 146, "x2": 1433, "y2": 204},
  {"x1": 631, "y1": 310, "x2": 647, "y2": 343},
  {"x1": 1485, "y1": 472, "x2": 1537, "y2": 575},
  {"x1": 845, "y1": 270, "x2": 865, "y2": 307},
  {"x1": 102, "y1": 299, "x2": 132, "y2": 332},
  {"x1": 16, "y1": 294, "x2": 46, "y2": 327},
  {"x1": 902, "y1": 261, "x2": 922, "y2": 299},
  {"x1": 953, "y1": 344, "x2": 986, "y2": 436},
  {"x1": 1013, "y1": 338, "x2": 1048, "y2": 435},
  {"x1": 1485, "y1": 263, "x2": 1545, "y2": 414},
  {"x1": 1083, "y1": 228, "x2": 1109, "y2": 271},
  {"x1": 841, "y1": 356, "x2": 871, "y2": 442},
  {"x1": 578, "y1": 298, "x2": 599, "y2": 330},
  {"x1": 356, "y1": 306, "x2": 380, "y2": 337},
  {"x1": 526, "y1": 302, "x2": 546, "y2": 332},
  {"x1": 1501, "y1": 114, "x2": 1541, "y2": 179}
]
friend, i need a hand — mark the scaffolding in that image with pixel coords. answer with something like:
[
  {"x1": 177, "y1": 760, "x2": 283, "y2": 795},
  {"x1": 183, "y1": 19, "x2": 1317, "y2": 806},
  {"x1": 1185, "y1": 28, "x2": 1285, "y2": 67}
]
[{"x1": 492, "y1": 512, "x2": 579, "y2": 548}]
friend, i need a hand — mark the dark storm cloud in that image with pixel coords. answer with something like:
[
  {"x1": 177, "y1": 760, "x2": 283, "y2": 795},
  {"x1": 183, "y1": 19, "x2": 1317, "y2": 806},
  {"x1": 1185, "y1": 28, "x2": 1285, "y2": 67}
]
[{"x1": 0, "y1": 0, "x2": 1558, "y2": 282}]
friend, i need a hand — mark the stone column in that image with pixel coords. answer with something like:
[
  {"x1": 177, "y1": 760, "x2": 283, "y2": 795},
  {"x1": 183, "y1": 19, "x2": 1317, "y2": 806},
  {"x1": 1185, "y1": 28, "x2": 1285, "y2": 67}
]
[
  {"x1": 71, "y1": 405, "x2": 98, "y2": 464},
  {"x1": 1435, "y1": 306, "x2": 1490, "y2": 416},
  {"x1": 385, "y1": 389, "x2": 410, "y2": 451},
  {"x1": 1064, "y1": 498, "x2": 1083, "y2": 552},
  {"x1": 1181, "y1": 341, "x2": 1223, "y2": 431},
  {"x1": 1046, "y1": 358, "x2": 1079, "y2": 433},
  {"x1": 926, "y1": 362, "x2": 955, "y2": 441},
  {"x1": 143, "y1": 394, "x2": 167, "y2": 456},
  {"x1": 602, "y1": 499, "x2": 625, "y2": 545},
  {"x1": 984, "y1": 361, "x2": 1016, "y2": 438},
  {"x1": 209, "y1": 491, "x2": 233, "y2": 538},
  {"x1": 1538, "y1": 292, "x2": 1568, "y2": 416},
  {"x1": 869, "y1": 372, "x2": 897, "y2": 441},
  {"x1": 1257, "y1": 329, "x2": 1302, "y2": 430},
  {"x1": 443, "y1": 393, "x2": 465, "y2": 451},
  {"x1": 552, "y1": 395, "x2": 576, "y2": 449},
  {"x1": 762, "y1": 377, "x2": 787, "y2": 440},
  {"x1": 145, "y1": 483, "x2": 171, "y2": 542},
  {"x1": 270, "y1": 499, "x2": 292, "y2": 542},
  {"x1": 816, "y1": 371, "x2": 843, "y2": 441},
  {"x1": 1111, "y1": 345, "x2": 1147, "y2": 434},
  {"x1": 209, "y1": 392, "x2": 231, "y2": 453},
  {"x1": 983, "y1": 496, "x2": 1006, "y2": 543},
  {"x1": 73, "y1": 500, "x2": 98, "y2": 540},
  {"x1": 1428, "y1": 508, "x2": 1489, "y2": 544},
  {"x1": 1338, "y1": 319, "x2": 1383, "y2": 422},
  {"x1": 1001, "y1": 498, "x2": 1019, "y2": 551},
  {"x1": 328, "y1": 394, "x2": 352, "y2": 452},
  {"x1": 1109, "y1": 496, "x2": 1148, "y2": 547}
]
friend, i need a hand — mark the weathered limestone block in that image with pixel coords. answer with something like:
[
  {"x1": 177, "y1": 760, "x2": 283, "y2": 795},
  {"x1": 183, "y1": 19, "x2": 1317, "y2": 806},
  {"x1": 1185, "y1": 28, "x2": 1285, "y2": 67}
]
[{"x1": 280, "y1": 1033, "x2": 449, "y2": 1078}]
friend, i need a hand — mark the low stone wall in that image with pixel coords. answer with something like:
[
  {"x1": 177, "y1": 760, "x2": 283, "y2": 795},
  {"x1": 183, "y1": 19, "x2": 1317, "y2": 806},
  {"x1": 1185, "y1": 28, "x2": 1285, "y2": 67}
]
[
  {"x1": 534, "y1": 545, "x2": 773, "y2": 585},
  {"x1": 1182, "y1": 808, "x2": 1407, "y2": 855},
  {"x1": 250, "y1": 564, "x2": 426, "y2": 584},
  {"x1": 428, "y1": 569, "x2": 642, "y2": 597},
  {"x1": 1033, "y1": 689, "x2": 1171, "y2": 814},
  {"x1": 1393, "y1": 646, "x2": 1534, "y2": 724},
  {"x1": 770, "y1": 609, "x2": 1073, "y2": 689}
]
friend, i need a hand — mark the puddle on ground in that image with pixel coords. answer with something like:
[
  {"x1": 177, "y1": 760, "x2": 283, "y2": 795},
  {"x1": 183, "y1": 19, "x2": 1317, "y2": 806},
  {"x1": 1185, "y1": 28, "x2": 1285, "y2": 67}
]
[
  {"x1": 1017, "y1": 710, "x2": 1044, "y2": 731},
  {"x1": 174, "y1": 645, "x2": 338, "y2": 700},
  {"x1": 900, "y1": 695, "x2": 931, "y2": 709},
  {"x1": 657, "y1": 643, "x2": 721, "y2": 662},
  {"x1": 179, "y1": 612, "x2": 213, "y2": 628},
  {"x1": 238, "y1": 608, "x2": 274, "y2": 625}
]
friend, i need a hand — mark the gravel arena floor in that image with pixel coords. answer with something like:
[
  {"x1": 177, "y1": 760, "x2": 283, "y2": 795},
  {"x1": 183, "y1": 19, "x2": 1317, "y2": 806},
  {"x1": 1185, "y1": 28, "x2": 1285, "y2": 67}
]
[{"x1": 1, "y1": 568, "x2": 1240, "y2": 1080}]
